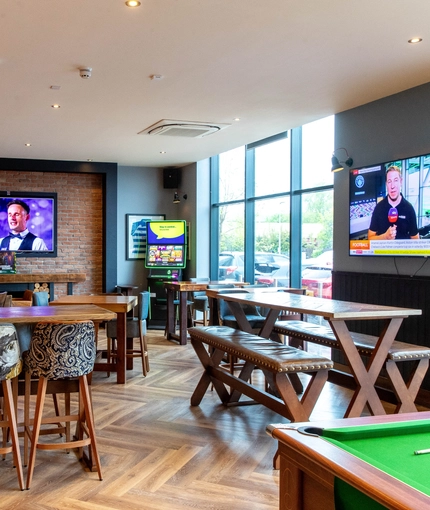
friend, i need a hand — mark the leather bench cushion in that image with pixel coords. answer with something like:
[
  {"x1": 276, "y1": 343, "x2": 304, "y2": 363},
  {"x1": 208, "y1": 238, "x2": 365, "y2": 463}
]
[
  {"x1": 274, "y1": 320, "x2": 430, "y2": 361},
  {"x1": 188, "y1": 326, "x2": 333, "y2": 374}
]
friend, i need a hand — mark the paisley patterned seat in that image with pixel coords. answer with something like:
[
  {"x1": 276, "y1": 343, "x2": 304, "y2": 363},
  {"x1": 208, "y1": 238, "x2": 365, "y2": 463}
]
[
  {"x1": 0, "y1": 323, "x2": 24, "y2": 490},
  {"x1": 24, "y1": 320, "x2": 102, "y2": 489}
]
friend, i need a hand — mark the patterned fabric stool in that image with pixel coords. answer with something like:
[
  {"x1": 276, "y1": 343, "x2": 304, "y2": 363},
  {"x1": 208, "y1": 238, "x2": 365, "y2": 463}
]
[
  {"x1": 0, "y1": 323, "x2": 24, "y2": 490},
  {"x1": 24, "y1": 320, "x2": 102, "y2": 489}
]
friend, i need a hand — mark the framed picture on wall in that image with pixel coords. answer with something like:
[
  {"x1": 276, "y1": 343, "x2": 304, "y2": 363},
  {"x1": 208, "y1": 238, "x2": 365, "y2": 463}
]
[{"x1": 126, "y1": 214, "x2": 165, "y2": 260}]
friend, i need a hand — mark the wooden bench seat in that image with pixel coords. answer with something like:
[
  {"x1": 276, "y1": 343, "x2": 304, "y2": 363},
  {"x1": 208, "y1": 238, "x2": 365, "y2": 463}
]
[
  {"x1": 273, "y1": 320, "x2": 430, "y2": 413},
  {"x1": 188, "y1": 325, "x2": 333, "y2": 423}
]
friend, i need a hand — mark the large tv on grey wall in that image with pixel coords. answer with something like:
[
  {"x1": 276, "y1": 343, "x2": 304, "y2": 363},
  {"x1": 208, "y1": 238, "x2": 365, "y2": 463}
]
[{"x1": 349, "y1": 152, "x2": 430, "y2": 257}]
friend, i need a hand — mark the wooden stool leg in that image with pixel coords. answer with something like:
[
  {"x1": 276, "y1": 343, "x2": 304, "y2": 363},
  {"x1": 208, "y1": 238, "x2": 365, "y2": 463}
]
[
  {"x1": 52, "y1": 393, "x2": 64, "y2": 437},
  {"x1": 138, "y1": 337, "x2": 147, "y2": 376},
  {"x1": 2, "y1": 379, "x2": 24, "y2": 490},
  {"x1": 1, "y1": 395, "x2": 6, "y2": 458},
  {"x1": 79, "y1": 375, "x2": 103, "y2": 480},
  {"x1": 139, "y1": 322, "x2": 149, "y2": 376},
  {"x1": 65, "y1": 392, "x2": 71, "y2": 447},
  {"x1": 24, "y1": 372, "x2": 31, "y2": 466},
  {"x1": 106, "y1": 337, "x2": 112, "y2": 377},
  {"x1": 26, "y1": 376, "x2": 49, "y2": 490}
]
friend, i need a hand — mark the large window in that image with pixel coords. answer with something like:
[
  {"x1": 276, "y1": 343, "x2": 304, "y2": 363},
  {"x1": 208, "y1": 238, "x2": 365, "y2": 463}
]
[
  {"x1": 254, "y1": 137, "x2": 290, "y2": 196},
  {"x1": 211, "y1": 116, "x2": 334, "y2": 298},
  {"x1": 301, "y1": 116, "x2": 334, "y2": 189},
  {"x1": 254, "y1": 197, "x2": 291, "y2": 287},
  {"x1": 219, "y1": 146, "x2": 245, "y2": 202}
]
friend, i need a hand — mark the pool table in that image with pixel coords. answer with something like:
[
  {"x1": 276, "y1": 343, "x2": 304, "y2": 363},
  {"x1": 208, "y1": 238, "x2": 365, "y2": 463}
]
[{"x1": 267, "y1": 412, "x2": 430, "y2": 510}]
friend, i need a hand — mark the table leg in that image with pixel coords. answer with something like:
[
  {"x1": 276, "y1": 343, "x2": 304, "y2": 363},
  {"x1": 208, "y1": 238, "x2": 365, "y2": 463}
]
[
  {"x1": 178, "y1": 291, "x2": 188, "y2": 345},
  {"x1": 126, "y1": 337, "x2": 133, "y2": 370},
  {"x1": 385, "y1": 358, "x2": 429, "y2": 413},
  {"x1": 225, "y1": 301, "x2": 254, "y2": 333},
  {"x1": 259, "y1": 308, "x2": 281, "y2": 339},
  {"x1": 331, "y1": 318, "x2": 403, "y2": 417},
  {"x1": 165, "y1": 288, "x2": 175, "y2": 340},
  {"x1": 208, "y1": 296, "x2": 219, "y2": 325},
  {"x1": 116, "y1": 311, "x2": 126, "y2": 384}
]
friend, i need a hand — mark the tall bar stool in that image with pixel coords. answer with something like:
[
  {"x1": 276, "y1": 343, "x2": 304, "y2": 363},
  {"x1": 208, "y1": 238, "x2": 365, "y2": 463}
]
[
  {"x1": 0, "y1": 323, "x2": 24, "y2": 490},
  {"x1": 106, "y1": 291, "x2": 150, "y2": 376},
  {"x1": 31, "y1": 288, "x2": 66, "y2": 422},
  {"x1": 189, "y1": 277, "x2": 210, "y2": 326},
  {"x1": 24, "y1": 320, "x2": 102, "y2": 489}
]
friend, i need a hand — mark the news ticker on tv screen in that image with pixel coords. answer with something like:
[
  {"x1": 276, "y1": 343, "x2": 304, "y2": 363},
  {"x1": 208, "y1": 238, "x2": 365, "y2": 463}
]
[{"x1": 350, "y1": 239, "x2": 430, "y2": 257}]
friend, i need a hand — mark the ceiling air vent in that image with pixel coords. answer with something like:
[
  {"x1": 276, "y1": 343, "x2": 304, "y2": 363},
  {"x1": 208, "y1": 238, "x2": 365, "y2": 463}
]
[{"x1": 138, "y1": 119, "x2": 230, "y2": 138}]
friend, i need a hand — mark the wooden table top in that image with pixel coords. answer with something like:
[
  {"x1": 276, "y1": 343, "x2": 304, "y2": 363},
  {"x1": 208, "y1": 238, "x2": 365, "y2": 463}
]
[
  {"x1": 0, "y1": 304, "x2": 116, "y2": 323},
  {"x1": 164, "y1": 281, "x2": 249, "y2": 292},
  {"x1": 205, "y1": 290, "x2": 422, "y2": 321},
  {"x1": 50, "y1": 295, "x2": 137, "y2": 313}
]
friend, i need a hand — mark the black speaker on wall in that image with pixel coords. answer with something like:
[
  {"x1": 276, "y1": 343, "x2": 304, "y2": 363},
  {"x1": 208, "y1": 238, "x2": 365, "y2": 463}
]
[{"x1": 163, "y1": 167, "x2": 181, "y2": 189}]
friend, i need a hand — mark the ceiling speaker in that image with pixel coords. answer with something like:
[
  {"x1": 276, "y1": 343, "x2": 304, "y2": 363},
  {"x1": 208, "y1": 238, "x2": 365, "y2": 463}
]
[{"x1": 163, "y1": 167, "x2": 181, "y2": 189}]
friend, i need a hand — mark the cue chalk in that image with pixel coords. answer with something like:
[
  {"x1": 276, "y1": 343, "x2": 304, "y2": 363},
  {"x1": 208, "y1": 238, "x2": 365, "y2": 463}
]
[{"x1": 414, "y1": 448, "x2": 430, "y2": 455}]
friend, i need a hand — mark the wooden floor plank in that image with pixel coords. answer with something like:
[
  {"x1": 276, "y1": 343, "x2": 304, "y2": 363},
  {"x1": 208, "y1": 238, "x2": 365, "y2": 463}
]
[{"x1": 1, "y1": 329, "x2": 427, "y2": 509}]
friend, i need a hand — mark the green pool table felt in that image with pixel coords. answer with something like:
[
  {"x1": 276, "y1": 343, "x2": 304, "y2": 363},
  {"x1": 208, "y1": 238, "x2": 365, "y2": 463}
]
[{"x1": 321, "y1": 419, "x2": 430, "y2": 509}]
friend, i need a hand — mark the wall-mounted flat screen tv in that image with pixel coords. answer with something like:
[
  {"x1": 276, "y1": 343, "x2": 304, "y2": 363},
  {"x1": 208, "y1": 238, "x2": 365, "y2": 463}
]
[
  {"x1": 349, "y1": 152, "x2": 430, "y2": 257},
  {"x1": 0, "y1": 191, "x2": 57, "y2": 257},
  {"x1": 145, "y1": 220, "x2": 186, "y2": 269}
]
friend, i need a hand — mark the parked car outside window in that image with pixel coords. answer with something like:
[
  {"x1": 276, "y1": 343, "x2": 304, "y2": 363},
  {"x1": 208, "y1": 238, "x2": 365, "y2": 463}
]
[
  {"x1": 219, "y1": 252, "x2": 290, "y2": 285},
  {"x1": 301, "y1": 265, "x2": 332, "y2": 298}
]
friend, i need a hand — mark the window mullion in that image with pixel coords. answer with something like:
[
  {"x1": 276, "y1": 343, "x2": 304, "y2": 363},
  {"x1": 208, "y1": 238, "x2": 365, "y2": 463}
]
[
  {"x1": 290, "y1": 127, "x2": 302, "y2": 288},
  {"x1": 245, "y1": 148, "x2": 255, "y2": 283}
]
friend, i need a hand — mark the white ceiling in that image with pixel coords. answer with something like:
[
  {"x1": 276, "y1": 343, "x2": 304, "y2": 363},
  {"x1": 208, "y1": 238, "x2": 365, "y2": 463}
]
[{"x1": 1, "y1": 0, "x2": 430, "y2": 168}]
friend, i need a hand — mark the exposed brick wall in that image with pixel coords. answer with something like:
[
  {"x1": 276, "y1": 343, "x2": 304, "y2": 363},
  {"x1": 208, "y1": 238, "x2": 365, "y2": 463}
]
[{"x1": 0, "y1": 171, "x2": 103, "y2": 298}]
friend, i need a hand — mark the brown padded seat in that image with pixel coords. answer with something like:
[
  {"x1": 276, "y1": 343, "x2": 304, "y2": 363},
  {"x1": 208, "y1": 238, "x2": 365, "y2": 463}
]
[
  {"x1": 273, "y1": 320, "x2": 430, "y2": 361},
  {"x1": 189, "y1": 325, "x2": 333, "y2": 373}
]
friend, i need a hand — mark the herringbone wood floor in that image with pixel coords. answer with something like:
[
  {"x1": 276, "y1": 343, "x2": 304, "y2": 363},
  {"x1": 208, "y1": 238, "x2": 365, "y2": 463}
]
[{"x1": 0, "y1": 329, "x2": 423, "y2": 509}]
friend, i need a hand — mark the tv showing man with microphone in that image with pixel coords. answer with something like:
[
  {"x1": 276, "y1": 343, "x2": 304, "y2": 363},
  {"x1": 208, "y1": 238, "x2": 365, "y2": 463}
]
[{"x1": 368, "y1": 166, "x2": 419, "y2": 240}]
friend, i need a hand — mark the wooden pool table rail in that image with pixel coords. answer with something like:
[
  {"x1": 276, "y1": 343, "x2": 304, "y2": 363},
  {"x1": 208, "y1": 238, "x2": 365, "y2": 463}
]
[{"x1": 267, "y1": 412, "x2": 430, "y2": 510}]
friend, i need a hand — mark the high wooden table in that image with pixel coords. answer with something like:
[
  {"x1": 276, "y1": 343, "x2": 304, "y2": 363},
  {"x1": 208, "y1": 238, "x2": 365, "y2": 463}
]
[
  {"x1": 267, "y1": 412, "x2": 430, "y2": 510},
  {"x1": 50, "y1": 295, "x2": 137, "y2": 384},
  {"x1": 164, "y1": 281, "x2": 248, "y2": 345},
  {"x1": 206, "y1": 289, "x2": 422, "y2": 417}
]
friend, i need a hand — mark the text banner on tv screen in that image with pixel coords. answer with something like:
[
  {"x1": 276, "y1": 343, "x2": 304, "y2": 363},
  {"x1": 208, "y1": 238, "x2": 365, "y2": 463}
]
[{"x1": 349, "y1": 152, "x2": 430, "y2": 257}]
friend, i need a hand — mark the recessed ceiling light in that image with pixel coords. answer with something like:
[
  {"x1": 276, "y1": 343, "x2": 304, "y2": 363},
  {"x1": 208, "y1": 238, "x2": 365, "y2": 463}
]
[
  {"x1": 51, "y1": 104, "x2": 61, "y2": 109},
  {"x1": 87, "y1": 159, "x2": 93, "y2": 162},
  {"x1": 234, "y1": 118, "x2": 241, "y2": 122},
  {"x1": 25, "y1": 143, "x2": 31, "y2": 147},
  {"x1": 408, "y1": 37, "x2": 422, "y2": 44},
  {"x1": 160, "y1": 151, "x2": 166, "y2": 154},
  {"x1": 125, "y1": 1, "x2": 141, "y2": 6}
]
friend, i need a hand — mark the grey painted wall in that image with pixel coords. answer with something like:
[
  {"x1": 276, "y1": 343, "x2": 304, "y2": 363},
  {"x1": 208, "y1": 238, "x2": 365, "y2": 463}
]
[
  {"x1": 116, "y1": 165, "x2": 165, "y2": 292},
  {"x1": 116, "y1": 162, "x2": 209, "y2": 290},
  {"x1": 333, "y1": 81, "x2": 430, "y2": 277}
]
